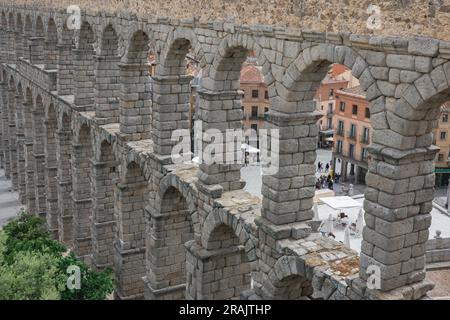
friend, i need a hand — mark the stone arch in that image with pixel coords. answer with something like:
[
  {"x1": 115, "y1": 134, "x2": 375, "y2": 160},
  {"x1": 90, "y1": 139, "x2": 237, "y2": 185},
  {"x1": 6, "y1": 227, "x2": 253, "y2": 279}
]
[
  {"x1": 91, "y1": 138, "x2": 118, "y2": 270},
  {"x1": 35, "y1": 16, "x2": 44, "y2": 37},
  {"x1": 185, "y1": 207, "x2": 256, "y2": 300},
  {"x1": 45, "y1": 17, "x2": 58, "y2": 69},
  {"x1": 94, "y1": 24, "x2": 120, "y2": 123},
  {"x1": 29, "y1": 16, "x2": 45, "y2": 64},
  {"x1": 114, "y1": 160, "x2": 148, "y2": 299},
  {"x1": 71, "y1": 122, "x2": 94, "y2": 260},
  {"x1": 57, "y1": 110, "x2": 74, "y2": 245},
  {"x1": 32, "y1": 94, "x2": 47, "y2": 216},
  {"x1": 145, "y1": 174, "x2": 196, "y2": 299},
  {"x1": 44, "y1": 102, "x2": 58, "y2": 238},
  {"x1": 73, "y1": 21, "x2": 96, "y2": 106},
  {"x1": 260, "y1": 256, "x2": 312, "y2": 300},
  {"x1": 119, "y1": 30, "x2": 152, "y2": 141}
]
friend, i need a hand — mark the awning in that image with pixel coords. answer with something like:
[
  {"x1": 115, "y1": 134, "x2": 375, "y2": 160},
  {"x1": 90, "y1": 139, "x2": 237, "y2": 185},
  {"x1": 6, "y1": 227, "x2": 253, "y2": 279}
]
[
  {"x1": 435, "y1": 168, "x2": 450, "y2": 173},
  {"x1": 319, "y1": 129, "x2": 334, "y2": 136},
  {"x1": 320, "y1": 196, "x2": 362, "y2": 209},
  {"x1": 325, "y1": 137, "x2": 334, "y2": 142}
]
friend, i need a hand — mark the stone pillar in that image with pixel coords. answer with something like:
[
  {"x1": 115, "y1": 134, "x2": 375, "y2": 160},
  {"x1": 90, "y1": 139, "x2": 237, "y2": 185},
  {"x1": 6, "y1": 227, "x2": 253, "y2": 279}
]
[
  {"x1": 73, "y1": 48, "x2": 95, "y2": 107},
  {"x1": 91, "y1": 158, "x2": 118, "y2": 270},
  {"x1": 56, "y1": 125, "x2": 73, "y2": 245},
  {"x1": 1, "y1": 83, "x2": 10, "y2": 180},
  {"x1": 7, "y1": 30, "x2": 15, "y2": 62},
  {"x1": 361, "y1": 146, "x2": 437, "y2": 293},
  {"x1": 118, "y1": 62, "x2": 152, "y2": 141},
  {"x1": 343, "y1": 161, "x2": 348, "y2": 182},
  {"x1": 23, "y1": 101, "x2": 36, "y2": 214},
  {"x1": 14, "y1": 31, "x2": 23, "y2": 61},
  {"x1": 94, "y1": 55, "x2": 120, "y2": 124},
  {"x1": 447, "y1": 179, "x2": 450, "y2": 214},
  {"x1": 15, "y1": 94, "x2": 26, "y2": 203},
  {"x1": 56, "y1": 43, "x2": 74, "y2": 96},
  {"x1": 197, "y1": 89, "x2": 245, "y2": 192},
  {"x1": 114, "y1": 165, "x2": 147, "y2": 300},
  {"x1": 0, "y1": 29, "x2": 8, "y2": 64},
  {"x1": 22, "y1": 31, "x2": 30, "y2": 61},
  {"x1": 152, "y1": 75, "x2": 192, "y2": 159},
  {"x1": 71, "y1": 141, "x2": 93, "y2": 261},
  {"x1": 44, "y1": 117, "x2": 59, "y2": 238},
  {"x1": 28, "y1": 37, "x2": 45, "y2": 65},
  {"x1": 354, "y1": 165, "x2": 359, "y2": 185},
  {"x1": 32, "y1": 108, "x2": 46, "y2": 217},
  {"x1": 7, "y1": 87, "x2": 18, "y2": 191},
  {"x1": 184, "y1": 240, "x2": 252, "y2": 300}
]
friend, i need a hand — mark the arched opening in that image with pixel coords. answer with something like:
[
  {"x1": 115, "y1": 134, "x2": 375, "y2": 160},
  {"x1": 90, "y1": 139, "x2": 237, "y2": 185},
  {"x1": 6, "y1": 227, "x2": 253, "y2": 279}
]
[
  {"x1": 32, "y1": 94, "x2": 47, "y2": 217},
  {"x1": 91, "y1": 139, "x2": 117, "y2": 270},
  {"x1": 72, "y1": 123, "x2": 94, "y2": 261},
  {"x1": 186, "y1": 219, "x2": 253, "y2": 300},
  {"x1": 45, "y1": 103, "x2": 58, "y2": 238},
  {"x1": 30, "y1": 16, "x2": 45, "y2": 65},
  {"x1": 45, "y1": 18, "x2": 58, "y2": 70},
  {"x1": 57, "y1": 23, "x2": 74, "y2": 96},
  {"x1": 73, "y1": 22, "x2": 95, "y2": 106},
  {"x1": 15, "y1": 82, "x2": 26, "y2": 204},
  {"x1": 23, "y1": 15, "x2": 32, "y2": 61},
  {"x1": 119, "y1": 30, "x2": 151, "y2": 141},
  {"x1": 114, "y1": 161, "x2": 147, "y2": 299},
  {"x1": 23, "y1": 86, "x2": 36, "y2": 214},
  {"x1": 146, "y1": 185, "x2": 194, "y2": 299},
  {"x1": 56, "y1": 111, "x2": 73, "y2": 245},
  {"x1": 95, "y1": 24, "x2": 120, "y2": 123},
  {"x1": 15, "y1": 13, "x2": 23, "y2": 60}
]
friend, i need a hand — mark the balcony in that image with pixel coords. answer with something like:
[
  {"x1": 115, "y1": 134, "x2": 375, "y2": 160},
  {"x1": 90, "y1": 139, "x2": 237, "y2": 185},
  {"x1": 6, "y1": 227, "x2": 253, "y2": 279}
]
[
  {"x1": 335, "y1": 129, "x2": 345, "y2": 137},
  {"x1": 347, "y1": 131, "x2": 357, "y2": 141},
  {"x1": 360, "y1": 134, "x2": 370, "y2": 144}
]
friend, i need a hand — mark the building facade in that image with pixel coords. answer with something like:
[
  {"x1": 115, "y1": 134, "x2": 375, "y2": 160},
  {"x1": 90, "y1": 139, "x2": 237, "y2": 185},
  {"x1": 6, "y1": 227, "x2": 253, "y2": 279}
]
[
  {"x1": 332, "y1": 86, "x2": 371, "y2": 184},
  {"x1": 434, "y1": 103, "x2": 450, "y2": 186}
]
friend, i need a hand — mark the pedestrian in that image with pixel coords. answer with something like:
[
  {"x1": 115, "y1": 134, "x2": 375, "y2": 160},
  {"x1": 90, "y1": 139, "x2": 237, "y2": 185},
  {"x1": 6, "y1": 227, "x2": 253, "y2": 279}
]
[{"x1": 325, "y1": 163, "x2": 330, "y2": 172}]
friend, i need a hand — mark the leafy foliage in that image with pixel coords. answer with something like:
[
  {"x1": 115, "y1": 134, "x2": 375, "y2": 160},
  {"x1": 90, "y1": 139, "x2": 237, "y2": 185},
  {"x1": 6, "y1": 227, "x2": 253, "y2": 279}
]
[{"x1": 0, "y1": 211, "x2": 114, "y2": 300}]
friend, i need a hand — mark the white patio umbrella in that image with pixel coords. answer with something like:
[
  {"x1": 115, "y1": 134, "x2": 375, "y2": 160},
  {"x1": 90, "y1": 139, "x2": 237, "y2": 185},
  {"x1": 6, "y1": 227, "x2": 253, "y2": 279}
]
[
  {"x1": 355, "y1": 209, "x2": 364, "y2": 236},
  {"x1": 313, "y1": 203, "x2": 319, "y2": 221},
  {"x1": 325, "y1": 213, "x2": 334, "y2": 234},
  {"x1": 344, "y1": 226, "x2": 351, "y2": 248}
]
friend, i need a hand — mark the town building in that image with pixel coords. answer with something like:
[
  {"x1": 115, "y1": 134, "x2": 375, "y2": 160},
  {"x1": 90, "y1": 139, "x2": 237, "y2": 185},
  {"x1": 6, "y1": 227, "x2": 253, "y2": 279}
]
[
  {"x1": 332, "y1": 85, "x2": 371, "y2": 184},
  {"x1": 434, "y1": 103, "x2": 450, "y2": 186}
]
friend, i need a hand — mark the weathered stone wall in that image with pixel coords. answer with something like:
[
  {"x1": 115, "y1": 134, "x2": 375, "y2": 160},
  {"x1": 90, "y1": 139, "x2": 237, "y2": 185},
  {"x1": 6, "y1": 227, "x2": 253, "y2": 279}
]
[{"x1": 3, "y1": 0, "x2": 450, "y2": 39}]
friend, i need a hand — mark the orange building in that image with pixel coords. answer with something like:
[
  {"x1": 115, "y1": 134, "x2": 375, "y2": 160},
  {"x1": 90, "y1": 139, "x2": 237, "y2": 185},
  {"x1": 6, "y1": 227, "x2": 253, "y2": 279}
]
[
  {"x1": 332, "y1": 86, "x2": 371, "y2": 184},
  {"x1": 240, "y1": 63, "x2": 269, "y2": 142},
  {"x1": 434, "y1": 103, "x2": 450, "y2": 186}
]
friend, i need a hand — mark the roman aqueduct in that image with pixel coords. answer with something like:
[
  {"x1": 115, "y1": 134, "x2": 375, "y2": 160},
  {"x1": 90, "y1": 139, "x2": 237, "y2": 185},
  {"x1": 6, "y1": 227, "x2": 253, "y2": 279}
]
[{"x1": 0, "y1": 2, "x2": 449, "y2": 300}]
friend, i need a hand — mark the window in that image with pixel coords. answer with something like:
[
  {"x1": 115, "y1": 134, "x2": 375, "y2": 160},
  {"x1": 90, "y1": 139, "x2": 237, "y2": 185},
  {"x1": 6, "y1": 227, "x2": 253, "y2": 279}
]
[
  {"x1": 251, "y1": 106, "x2": 258, "y2": 118},
  {"x1": 327, "y1": 118, "x2": 332, "y2": 129},
  {"x1": 337, "y1": 121, "x2": 344, "y2": 135},
  {"x1": 264, "y1": 107, "x2": 268, "y2": 114},
  {"x1": 252, "y1": 90, "x2": 259, "y2": 98},
  {"x1": 352, "y1": 104, "x2": 358, "y2": 115},
  {"x1": 321, "y1": 105, "x2": 324, "y2": 110},
  {"x1": 361, "y1": 148, "x2": 368, "y2": 161},
  {"x1": 443, "y1": 114, "x2": 449, "y2": 122},
  {"x1": 339, "y1": 102, "x2": 345, "y2": 112},
  {"x1": 337, "y1": 140, "x2": 343, "y2": 153},
  {"x1": 349, "y1": 144, "x2": 355, "y2": 159},
  {"x1": 264, "y1": 90, "x2": 268, "y2": 100},
  {"x1": 365, "y1": 108, "x2": 370, "y2": 118},
  {"x1": 438, "y1": 153, "x2": 444, "y2": 161},
  {"x1": 329, "y1": 89, "x2": 334, "y2": 97},
  {"x1": 320, "y1": 120, "x2": 323, "y2": 126},
  {"x1": 440, "y1": 131, "x2": 447, "y2": 140},
  {"x1": 350, "y1": 123, "x2": 356, "y2": 138},
  {"x1": 362, "y1": 127, "x2": 370, "y2": 143},
  {"x1": 328, "y1": 103, "x2": 333, "y2": 113},
  {"x1": 242, "y1": 91, "x2": 245, "y2": 99},
  {"x1": 251, "y1": 123, "x2": 258, "y2": 132}
]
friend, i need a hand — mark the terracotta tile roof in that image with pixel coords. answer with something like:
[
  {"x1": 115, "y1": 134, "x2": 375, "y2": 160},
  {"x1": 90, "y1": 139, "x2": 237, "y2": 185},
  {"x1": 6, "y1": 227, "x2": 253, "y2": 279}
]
[
  {"x1": 240, "y1": 63, "x2": 264, "y2": 83},
  {"x1": 337, "y1": 85, "x2": 366, "y2": 98}
]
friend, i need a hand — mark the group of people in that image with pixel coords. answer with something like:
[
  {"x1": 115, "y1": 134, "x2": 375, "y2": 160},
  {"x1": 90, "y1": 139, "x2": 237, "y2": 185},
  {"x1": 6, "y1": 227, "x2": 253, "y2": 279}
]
[{"x1": 316, "y1": 160, "x2": 341, "y2": 190}]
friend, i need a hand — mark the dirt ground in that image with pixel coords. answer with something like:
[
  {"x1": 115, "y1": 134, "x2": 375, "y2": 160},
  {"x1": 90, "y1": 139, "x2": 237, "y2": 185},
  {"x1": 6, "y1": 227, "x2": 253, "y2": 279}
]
[{"x1": 426, "y1": 269, "x2": 450, "y2": 299}]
